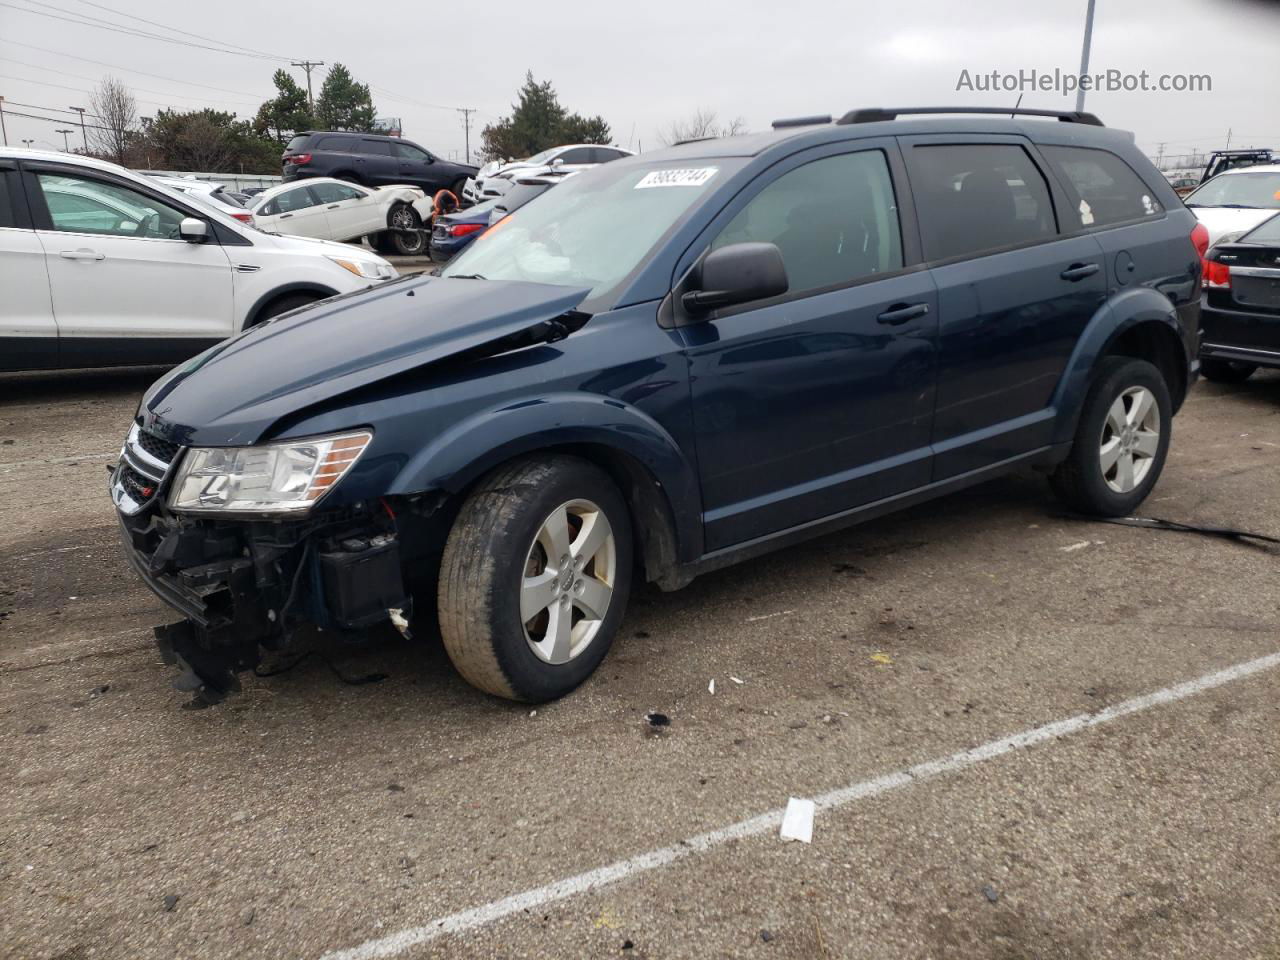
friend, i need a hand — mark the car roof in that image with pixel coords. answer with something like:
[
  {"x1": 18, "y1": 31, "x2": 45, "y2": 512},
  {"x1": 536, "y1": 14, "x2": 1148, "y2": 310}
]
[
  {"x1": 254, "y1": 177, "x2": 357, "y2": 202},
  {"x1": 0, "y1": 145, "x2": 135, "y2": 173},
  {"x1": 640, "y1": 115, "x2": 1136, "y2": 163},
  {"x1": 1214, "y1": 163, "x2": 1280, "y2": 175}
]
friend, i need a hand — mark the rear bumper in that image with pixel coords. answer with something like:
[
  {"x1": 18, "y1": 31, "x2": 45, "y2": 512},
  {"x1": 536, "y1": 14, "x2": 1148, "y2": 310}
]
[{"x1": 1200, "y1": 301, "x2": 1280, "y2": 368}]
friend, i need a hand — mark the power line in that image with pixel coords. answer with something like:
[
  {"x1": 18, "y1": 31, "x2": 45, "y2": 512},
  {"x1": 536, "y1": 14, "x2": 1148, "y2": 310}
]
[
  {"x1": 0, "y1": 0, "x2": 290, "y2": 60},
  {"x1": 0, "y1": 40, "x2": 271, "y2": 101},
  {"x1": 3, "y1": 106, "x2": 108, "y2": 130},
  {"x1": 66, "y1": 0, "x2": 299, "y2": 62},
  {"x1": 0, "y1": 70, "x2": 261, "y2": 113}
]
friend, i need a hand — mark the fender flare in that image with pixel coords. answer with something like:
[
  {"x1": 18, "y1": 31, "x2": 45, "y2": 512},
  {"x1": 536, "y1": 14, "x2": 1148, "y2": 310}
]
[
  {"x1": 243, "y1": 283, "x2": 339, "y2": 330},
  {"x1": 388, "y1": 392, "x2": 705, "y2": 564},
  {"x1": 1050, "y1": 286, "x2": 1189, "y2": 445}
]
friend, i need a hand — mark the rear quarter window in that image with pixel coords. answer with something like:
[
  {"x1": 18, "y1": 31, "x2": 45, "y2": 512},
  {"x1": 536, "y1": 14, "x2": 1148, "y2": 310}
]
[
  {"x1": 285, "y1": 136, "x2": 310, "y2": 153},
  {"x1": 0, "y1": 172, "x2": 15, "y2": 227},
  {"x1": 1041, "y1": 145, "x2": 1163, "y2": 229}
]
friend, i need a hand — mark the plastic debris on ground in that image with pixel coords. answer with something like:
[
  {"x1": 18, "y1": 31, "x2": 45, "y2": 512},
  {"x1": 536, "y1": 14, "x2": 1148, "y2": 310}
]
[
  {"x1": 779, "y1": 797, "x2": 815, "y2": 843},
  {"x1": 708, "y1": 678, "x2": 715, "y2": 695}
]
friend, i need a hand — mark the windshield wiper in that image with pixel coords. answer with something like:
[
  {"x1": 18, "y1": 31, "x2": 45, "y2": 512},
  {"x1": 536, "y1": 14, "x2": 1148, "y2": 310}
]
[
  {"x1": 1214, "y1": 203, "x2": 1260, "y2": 209},
  {"x1": 448, "y1": 273, "x2": 487, "y2": 280}
]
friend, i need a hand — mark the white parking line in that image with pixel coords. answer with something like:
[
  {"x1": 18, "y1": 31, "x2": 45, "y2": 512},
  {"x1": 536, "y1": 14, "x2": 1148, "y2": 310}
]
[{"x1": 320, "y1": 649, "x2": 1280, "y2": 960}]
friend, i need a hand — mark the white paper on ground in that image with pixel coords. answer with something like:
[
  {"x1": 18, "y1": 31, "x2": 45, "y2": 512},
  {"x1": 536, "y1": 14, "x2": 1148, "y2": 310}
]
[{"x1": 779, "y1": 797, "x2": 815, "y2": 843}]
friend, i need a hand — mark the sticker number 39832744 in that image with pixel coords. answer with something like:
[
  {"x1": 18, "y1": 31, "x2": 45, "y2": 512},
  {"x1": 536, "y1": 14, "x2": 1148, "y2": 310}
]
[{"x1": 634, "y1": 167, "x2": 719, "y2": 189}]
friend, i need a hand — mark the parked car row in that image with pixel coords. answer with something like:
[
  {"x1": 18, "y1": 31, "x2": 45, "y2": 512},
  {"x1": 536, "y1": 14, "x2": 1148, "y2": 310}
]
[
  {"x1": 0, "y1": 148, "x2": 396, "y2": 372},
  {"x1": 249, "y1": 177, "x2": 434, "y2": 256},
  {"x1": 462, "y1": 144, "x2": 633, "y2": 203}
]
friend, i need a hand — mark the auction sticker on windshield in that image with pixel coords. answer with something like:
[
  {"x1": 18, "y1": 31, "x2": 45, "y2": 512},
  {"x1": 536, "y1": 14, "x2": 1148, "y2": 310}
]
[{"x1": 634, "y1": 167, "x2": 719, "y2": 189}]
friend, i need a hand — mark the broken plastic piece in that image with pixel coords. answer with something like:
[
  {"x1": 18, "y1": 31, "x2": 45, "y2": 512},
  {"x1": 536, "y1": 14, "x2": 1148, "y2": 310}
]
[
  {"x1": 388, "y1": 607, "x2": 412, "y2": 639},
  {"x1": 779, "y1": 797, "x2": 814, "y2": 843},
  {"x1": 729, "y1": 675, "x2": 744, "y2": 685},
  {"x1": 708, "y1": 678, "x2": 715, "y2": 694}
]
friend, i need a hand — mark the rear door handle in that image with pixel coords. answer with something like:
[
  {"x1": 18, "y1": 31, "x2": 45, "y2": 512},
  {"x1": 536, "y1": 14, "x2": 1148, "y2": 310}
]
[
  {"x1": 59, "y1": 249, "x2": 104, "y2": 261},
  {"x1": 876, "y1": 302, "x2": 929, "y2": 325},
  {"x1": 1060, "y1": 263, "x2": 1100, "y2": 282}
]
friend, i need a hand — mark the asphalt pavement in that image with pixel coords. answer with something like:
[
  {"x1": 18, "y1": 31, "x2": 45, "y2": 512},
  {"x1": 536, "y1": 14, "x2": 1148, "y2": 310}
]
[{"x1": 1, "y1": 366, "x2": 1277, "y2": 960}]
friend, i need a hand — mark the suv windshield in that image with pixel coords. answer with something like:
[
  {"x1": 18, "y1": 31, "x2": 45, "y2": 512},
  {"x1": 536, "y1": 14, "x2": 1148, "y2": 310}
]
[
  {"x1": 1186, "y1": 171, "x2": 1280, "y2": 209},
  {"x1": 442, "y1": 159, "x2": 742, "y2": 300}
]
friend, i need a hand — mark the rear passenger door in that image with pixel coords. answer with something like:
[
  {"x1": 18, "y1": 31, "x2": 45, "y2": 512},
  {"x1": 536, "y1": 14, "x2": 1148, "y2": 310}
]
[
  {"x1": 355, "y1": 139, "x2": 396, "y2": 185},
  {"x1": 679, "y1": 141, "x2": 939, "y2": 551},
  {"x1": 0, "y1": 159, "x2": 57, "y2": 371},
  {"x1": 900, "y1": 137, "x2": 1107, "y2": 478}
]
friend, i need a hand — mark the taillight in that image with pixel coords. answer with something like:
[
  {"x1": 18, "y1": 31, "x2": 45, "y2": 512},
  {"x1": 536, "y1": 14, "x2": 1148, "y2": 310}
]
[
  {"x1": 1204, "y1": 258, "x2": 1231, "y2": 289},
  {"x1": 232, "y1": 211, "x2": 254, "y2": 224},
  {"x1": 1191, "y1": 221, "x2": 1210, "y2": 281},
  {"x1": 448, "y1": 222, "x2": 486, "y2": 237},
  {"x1": 285, "y1": 153, "x2": 312, "y2": 165}
]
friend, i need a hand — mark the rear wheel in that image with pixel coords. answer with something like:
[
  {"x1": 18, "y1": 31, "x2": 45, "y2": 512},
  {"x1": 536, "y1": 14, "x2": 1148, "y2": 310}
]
[
  {"x1": 437, "y1": 456, "x2": 633, "y2": 702},
  {"x1": 386, "y1": 203, "x2": 426, "y2": 256},
  {"x1": 1049, "y1": 357, "x2": 1171, "y2": 516},
  {"x1": 1200, "y1": 357, "x2": 1257, "y2": 383}
]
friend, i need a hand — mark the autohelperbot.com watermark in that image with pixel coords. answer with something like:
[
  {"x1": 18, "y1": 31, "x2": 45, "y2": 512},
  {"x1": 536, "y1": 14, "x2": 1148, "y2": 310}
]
[{"x1": 957, "y1": 68, "x2": 1212, "y2": 95}]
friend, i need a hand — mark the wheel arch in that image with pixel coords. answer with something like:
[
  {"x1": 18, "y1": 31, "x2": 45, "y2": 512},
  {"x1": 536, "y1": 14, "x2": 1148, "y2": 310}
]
[
  {"x1": 243, "y1": 283, "x2": 338, "y2": 329},
  {"x1": 1051, "y1": 288, "x2": 1190, "y2": 445},
  {"x1": 388, "y1": 394, "x2": 704, "y2": 586}
]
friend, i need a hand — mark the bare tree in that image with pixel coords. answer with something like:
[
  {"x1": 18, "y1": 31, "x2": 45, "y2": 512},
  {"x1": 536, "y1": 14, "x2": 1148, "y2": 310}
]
[
  {"x1": 661, "y1": 108, "x2": 747, "y2": 146},
  {"x1": 88, "y1": 76, "x2": 137, "y2": 164}
]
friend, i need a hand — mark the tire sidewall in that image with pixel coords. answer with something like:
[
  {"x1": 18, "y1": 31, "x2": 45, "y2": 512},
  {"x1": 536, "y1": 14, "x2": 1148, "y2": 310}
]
[
  {"x1": 1074, "y1": 358, "x2": 1172, "y2": 514},
  {"x1": 481, "y1": 460, "x2": 633, "y2": 702},
  {"x1": 387, "y1": 204, "x2": 425, "y2": 256}
]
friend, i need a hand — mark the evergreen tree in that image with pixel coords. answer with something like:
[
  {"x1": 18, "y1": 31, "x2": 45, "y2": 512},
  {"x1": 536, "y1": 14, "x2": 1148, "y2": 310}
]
[
  {"x1": 254, "y1": 69, "x2": 314, "y2": 144},
  {"x1": 480, "y1": 72, "x2": 612, "y2": 162},
  {"x1": 314, "y1": 63, "x2": 376, "y2": 132}
]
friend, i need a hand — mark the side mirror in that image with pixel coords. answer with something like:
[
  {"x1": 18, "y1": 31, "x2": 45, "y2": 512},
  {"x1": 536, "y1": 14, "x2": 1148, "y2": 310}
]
[
  {"x1": 682, "y1": 242, "x2": 788, "y2": 315},
  {"x1": 179, "y1": 217, "x2": 208, "y2": 243},
  {"x1": 550, "y1": 158, "x2": 565, "y2": 168}
]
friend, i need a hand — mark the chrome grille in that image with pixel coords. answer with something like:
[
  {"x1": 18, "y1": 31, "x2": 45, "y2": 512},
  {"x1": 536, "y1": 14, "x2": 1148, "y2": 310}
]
[{"x1": 111, "y1": 422, "x2": 182, "y2": 515}]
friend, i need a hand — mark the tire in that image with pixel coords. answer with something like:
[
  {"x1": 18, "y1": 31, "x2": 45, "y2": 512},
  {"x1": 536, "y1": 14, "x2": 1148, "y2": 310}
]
[
  {"x1": 1049, "y1": 356, "x2": 1172, "y2": 516},
  {"x1": 1200, "y1": 356, "x2": 1257, "y2": 383},
  {"x1": 252, "y1": 292, "x2": 319, "y2": 327},
  {"x1": 386, "y1": 204, "x2": 426, "y2": 256},
  {"x1": 438, "y1": 456, "x2": 633, "y2": 702},
  {"x1": 370, "y1": 232, "x2": 396, "y2": 254}
]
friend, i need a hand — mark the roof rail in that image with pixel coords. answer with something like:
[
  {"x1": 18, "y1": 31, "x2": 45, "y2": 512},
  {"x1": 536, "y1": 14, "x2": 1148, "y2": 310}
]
[
  {"x1": 836, "y1": 107, "x2": 1104, "y2": 127},
  {"x1": 772, "y1": 114, "x2": 833, "y2": 129},
  {"x1": 672, "y1": 135, "x2": 718, "y2": 146}
]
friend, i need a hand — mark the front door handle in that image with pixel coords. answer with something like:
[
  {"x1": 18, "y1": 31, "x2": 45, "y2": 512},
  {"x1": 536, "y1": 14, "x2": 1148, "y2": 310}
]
[
  {"x1": 59, "y1": 248, "x2": 104, "y2": 261},
  {"x1": 326, "y1": 204, "x2": 340, "y2": 209},
  {"x1": 280, "y1": 213, "x2": 293, "y2": 219},
  {"x1": 876, "y1": 302, "x2": 930, "y2": 325},
  {"x1": 1060, "y1": 262, "x2": 1100, "y2": 282}
]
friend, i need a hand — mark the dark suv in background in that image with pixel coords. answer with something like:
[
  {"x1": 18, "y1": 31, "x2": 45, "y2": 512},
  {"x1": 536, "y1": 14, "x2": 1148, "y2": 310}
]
[
  {"x1": 282, "y1": 131, "x2": 478, "y2": 197},
  {"x1": 115, "y1": 106, "x2": 1202, "y2": 707}
]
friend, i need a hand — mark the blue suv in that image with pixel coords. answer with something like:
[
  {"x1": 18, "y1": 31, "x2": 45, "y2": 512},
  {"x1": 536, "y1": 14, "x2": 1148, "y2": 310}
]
[{"x1": 111, "y1": 107, "x2": 1201, "y2": 704}]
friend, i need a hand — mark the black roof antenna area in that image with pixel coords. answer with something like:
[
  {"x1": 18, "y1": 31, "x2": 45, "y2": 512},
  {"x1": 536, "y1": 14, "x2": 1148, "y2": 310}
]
[{"x1": 837, "y1": 107, "x2": 1104, "y2": 126}]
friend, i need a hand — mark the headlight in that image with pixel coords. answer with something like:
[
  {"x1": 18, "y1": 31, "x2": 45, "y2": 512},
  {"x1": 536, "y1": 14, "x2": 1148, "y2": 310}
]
[
  {"x1": 169, "y1": 431, "x2": 372, "y2": 514},
  {"x1": 327, "y1": 256, "x2": 394, "y2": 280}
]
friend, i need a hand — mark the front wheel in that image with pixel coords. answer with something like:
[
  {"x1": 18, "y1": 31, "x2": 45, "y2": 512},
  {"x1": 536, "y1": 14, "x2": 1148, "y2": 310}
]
[
  {"x1": 1200, "y1": 357, "x2": 1257, "y2": 384},
  {"x1": 1049, "y1": 357, "x2": 1172, "y2": 516},
  {"x1": 386, "y1": 204, "x2": 426, "y2": 256},
  {"x1": 438, "y1": 456, "x2": 633, "y2": 702}
]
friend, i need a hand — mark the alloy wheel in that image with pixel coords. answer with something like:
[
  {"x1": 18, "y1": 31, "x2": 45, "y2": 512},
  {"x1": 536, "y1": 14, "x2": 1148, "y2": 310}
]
[
  {"x1": 520, "y1": 499, "x2": 617, "y2": 664},
  {"x1": 1100, "y1": 385, "x2": 1160, "y2": 493}
]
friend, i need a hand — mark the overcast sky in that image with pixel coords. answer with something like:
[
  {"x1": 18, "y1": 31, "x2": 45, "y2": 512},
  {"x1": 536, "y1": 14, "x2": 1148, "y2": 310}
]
[{"x1": 1, "y1": 0, "x2": 1277, "y2": 168}]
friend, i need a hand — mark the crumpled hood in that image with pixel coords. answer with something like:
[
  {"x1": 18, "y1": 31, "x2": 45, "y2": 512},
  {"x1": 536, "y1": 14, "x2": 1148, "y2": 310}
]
[{"x1": 142, "y1": 276, "x2": 591, "y2": 446}]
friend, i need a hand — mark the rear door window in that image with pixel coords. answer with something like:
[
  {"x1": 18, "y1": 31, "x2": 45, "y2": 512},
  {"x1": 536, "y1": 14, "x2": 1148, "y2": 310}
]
[
  {"x1": 906, "y1": 144, "x2": 1057, "y2": 261},
  {"x1": 316, "y1": 136, "x2": 354, "y2": 151},
  {"x1": 1041, "y1": 146, "x2": 1163, "y2": 228},
  {"x1": 274, "y1": 186, "x2": 319, "y2": 212},
  {"x1": 356, "y1": 140, "x2": 391, "y2": 157},
  {"x1": 711, "y1": 149, "x2": 903, "y2": 295}
]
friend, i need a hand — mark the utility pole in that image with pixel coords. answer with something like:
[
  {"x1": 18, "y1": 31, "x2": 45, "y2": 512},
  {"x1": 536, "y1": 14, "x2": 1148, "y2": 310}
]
[
  {"x1": 1224, "y1": 128, "x2": 1232, "y2": 150},
  {"x1": 457, "y1": 107, "x2": 475, "y2": 164},
  {"x1": 1075, "y1": 0, "x2": 1097, "y2": 113},
  {"x1": 291, "y1": 61, "x2": 325, "y2": 112},
  {"x1": 0, "y1": 96, "x2": 7, "y2": 146},
  {"x1": 1155, "y1": 142, "x2": 1165, "y2": 168},
  {"x1": 56, "y1": 128, "x2": 74, "y2": 151},
  {"x1": 69, "y1": 105, "x2": 88, "y2": 151}
]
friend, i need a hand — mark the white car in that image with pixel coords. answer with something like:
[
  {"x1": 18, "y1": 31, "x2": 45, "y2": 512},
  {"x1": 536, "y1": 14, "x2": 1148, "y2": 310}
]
[
  {"x1": 464, "y1": 144, "x2": 633, "y2": 203},
  {"x1": 0, "y1": 148, "x2": 396, "y2": 373},
  {"x1": 249, "y1": 178, "x2": 433, "y2": 256},
  {"x1": 1184, "y1": 164, "x2": 1280, "y2": 245},
  {"x1": 147, "y1": 175, "x2": 256, "y2": 226}
]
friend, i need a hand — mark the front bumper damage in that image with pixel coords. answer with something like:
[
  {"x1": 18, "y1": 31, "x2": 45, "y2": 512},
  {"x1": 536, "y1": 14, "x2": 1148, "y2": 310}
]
[{"x1": 114, "y1": 471, "x2": 412, "y2": 704}]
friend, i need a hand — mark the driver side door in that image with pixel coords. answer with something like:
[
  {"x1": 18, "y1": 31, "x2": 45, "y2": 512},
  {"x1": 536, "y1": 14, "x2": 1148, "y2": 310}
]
[{"x1": 25, "y1": 163, "x2": 233, "y2": 365}]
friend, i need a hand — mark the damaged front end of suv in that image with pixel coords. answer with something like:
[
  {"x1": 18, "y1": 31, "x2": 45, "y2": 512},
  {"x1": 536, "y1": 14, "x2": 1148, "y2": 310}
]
[
  {"x1": 110, "y1": 273, "x2": 594, "y2": 705},
  {"x1": 113, "y1": 423, "x2": 416, "y2": 703}
]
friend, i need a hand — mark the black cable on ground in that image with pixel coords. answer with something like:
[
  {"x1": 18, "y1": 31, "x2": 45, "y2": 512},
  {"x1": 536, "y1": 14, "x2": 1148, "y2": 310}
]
[{"x1": 1075, "y1": 514, "x2": 1280, "y2": 550}]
